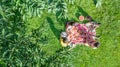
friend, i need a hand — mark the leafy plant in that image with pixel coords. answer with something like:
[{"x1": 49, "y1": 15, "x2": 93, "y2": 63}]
[{"x1": 0, "y1": 0, "x2": 75, "y2": 66}]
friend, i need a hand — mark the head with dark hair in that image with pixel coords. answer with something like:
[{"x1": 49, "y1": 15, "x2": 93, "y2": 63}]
[
  {"x1": 94, "y1": 42, "x2": 100, "y2": 47},
  {"x1": 90, "y1": 41, "x2": 100, "y2": 49},
  {"x1": 67, "y1": 22, "x2": 75, "y2": 25},
  {"x1": 66, "y1": 22, "x2": 75, "y2": 28}
]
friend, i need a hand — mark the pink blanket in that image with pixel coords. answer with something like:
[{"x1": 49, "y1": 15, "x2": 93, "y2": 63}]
[{"x1": 66, "y1": 23, "x2": 96, "y2": 45}]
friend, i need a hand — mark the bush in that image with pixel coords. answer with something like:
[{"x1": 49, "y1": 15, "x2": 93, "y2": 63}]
[{"x1": 0, "y1": 0, "x2": 74, "y2": 66}]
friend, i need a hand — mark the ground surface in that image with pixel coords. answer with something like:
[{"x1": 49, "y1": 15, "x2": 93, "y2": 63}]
[
  {"x1": 26, "y1": 0, "x2": 120, "y2": 67},
  {"x1": 0, "y1": 0, "x2": 120, "y2": 67}
]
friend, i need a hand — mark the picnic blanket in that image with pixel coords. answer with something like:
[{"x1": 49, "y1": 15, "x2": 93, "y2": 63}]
[{"x1": 66, "y1": 23, "x2": 96, "y2": 45}]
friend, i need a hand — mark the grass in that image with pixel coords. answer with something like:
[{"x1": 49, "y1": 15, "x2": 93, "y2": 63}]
[
  {"x1": 1, "y1": 0, "x2": 120, "y2": 67},
  {"x1": 26, "y1": 0, "x2": 120, "y2": 67}
]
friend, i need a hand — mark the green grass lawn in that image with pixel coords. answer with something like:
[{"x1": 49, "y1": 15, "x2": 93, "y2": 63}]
[
  {"x1": 0, "y1": 0, "x2": 120, "y2": 67},
  {"x1": 27, "y1": 0, "x2": 120, "y2": 67}
]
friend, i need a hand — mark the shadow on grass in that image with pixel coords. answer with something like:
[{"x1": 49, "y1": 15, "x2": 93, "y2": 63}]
[
  {"x1": 47, "y1": 17, "x2": 61, "y2": 40},
  {"x1": 47, "y1": 16, "x2": 76, "y2": 40},
  {"x1": 75, "y1": 6, "x2": 89, "y2": 18},
  {"x1": 75, "y1": 6, "x2": 95, "y2": 23},
  {"x1": 93, "y1": 0, "x2": 97, "y2": 5}
]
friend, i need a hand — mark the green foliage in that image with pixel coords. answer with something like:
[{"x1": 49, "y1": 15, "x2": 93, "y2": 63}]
[
  {"x1": 0, "y1": 0, "x2": 75, "y2": 66},
  {"x1": 0, "y1": 0, "x2": 74, "y2": 21},
  {"x1": 0, "y1": 0, "x2": 120, "y2": 67}
]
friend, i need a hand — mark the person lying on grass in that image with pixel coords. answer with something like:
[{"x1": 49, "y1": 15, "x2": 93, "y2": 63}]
[{"x1": 60, "y1": 21, "x2": 100, "y2": 49}]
